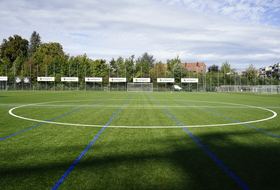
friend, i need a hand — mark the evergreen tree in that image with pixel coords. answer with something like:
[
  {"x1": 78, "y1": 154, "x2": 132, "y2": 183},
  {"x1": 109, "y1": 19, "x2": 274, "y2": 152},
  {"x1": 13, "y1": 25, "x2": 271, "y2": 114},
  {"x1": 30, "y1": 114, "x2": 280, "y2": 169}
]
[
  {"x1": 28, "y1": 31, "x2": 41, "y2": 57},
  {"x1": 136, "y1": 52, "x2": 155, "y2": 68}
]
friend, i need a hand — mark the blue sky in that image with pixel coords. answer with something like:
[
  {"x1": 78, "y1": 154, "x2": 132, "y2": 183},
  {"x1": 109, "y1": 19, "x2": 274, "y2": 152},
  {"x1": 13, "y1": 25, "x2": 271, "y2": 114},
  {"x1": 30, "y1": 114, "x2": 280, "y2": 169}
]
[{"x1": 1, "y1": 0, "x2": 280, "y2": 70}]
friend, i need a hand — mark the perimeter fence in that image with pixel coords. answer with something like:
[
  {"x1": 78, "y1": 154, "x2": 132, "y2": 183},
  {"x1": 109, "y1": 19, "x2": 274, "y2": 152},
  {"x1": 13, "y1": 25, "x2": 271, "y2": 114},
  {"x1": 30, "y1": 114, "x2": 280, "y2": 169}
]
[{"x1": 1, "y1": 80, "x2": 279, "y2": 94}]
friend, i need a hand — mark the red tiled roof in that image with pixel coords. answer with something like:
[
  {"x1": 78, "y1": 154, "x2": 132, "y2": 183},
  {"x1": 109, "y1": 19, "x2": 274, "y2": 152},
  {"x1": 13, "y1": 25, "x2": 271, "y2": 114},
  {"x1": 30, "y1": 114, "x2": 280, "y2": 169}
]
[
  {"x1": 162, "y1": 62, "x2": 206, "y2": 73},
  {"x1": 181, "y1": 62, "x2": 206, "y2": 73}
]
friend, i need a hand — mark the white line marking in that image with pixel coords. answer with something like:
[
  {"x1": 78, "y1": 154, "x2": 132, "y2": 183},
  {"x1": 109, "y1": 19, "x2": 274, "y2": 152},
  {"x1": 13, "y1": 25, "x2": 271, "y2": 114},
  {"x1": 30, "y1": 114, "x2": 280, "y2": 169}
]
[{"x1": 8, "y1": 100, "x2": 277, "y2": 128}]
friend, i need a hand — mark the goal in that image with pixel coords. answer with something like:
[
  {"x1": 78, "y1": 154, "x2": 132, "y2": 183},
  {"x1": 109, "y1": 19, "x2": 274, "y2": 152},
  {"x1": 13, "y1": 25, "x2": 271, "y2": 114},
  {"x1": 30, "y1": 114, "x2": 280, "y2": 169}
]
[
  {"x1": 127, "y1": 83, "x2": 153, "y2": 92},
  {"x1": 252, "y1": 85, "x2": 280, "y2": 94}
]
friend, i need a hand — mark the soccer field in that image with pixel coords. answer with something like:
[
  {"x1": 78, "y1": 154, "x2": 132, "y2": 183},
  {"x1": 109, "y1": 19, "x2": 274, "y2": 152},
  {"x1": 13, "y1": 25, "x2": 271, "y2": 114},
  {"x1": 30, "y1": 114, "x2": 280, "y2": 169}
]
[{"x1": 1, "y1": 91, "x2": 280, "y2": 190}]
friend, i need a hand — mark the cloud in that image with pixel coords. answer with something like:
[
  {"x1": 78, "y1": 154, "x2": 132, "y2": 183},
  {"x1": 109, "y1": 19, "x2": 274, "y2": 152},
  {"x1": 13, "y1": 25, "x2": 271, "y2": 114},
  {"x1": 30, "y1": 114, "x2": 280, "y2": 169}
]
[
  {"x1": 164, "y1": 0, "x2": 280, "y2": 23},
  {"x1": 0, "y1": 0, "x2": 280, "y2": 70}
]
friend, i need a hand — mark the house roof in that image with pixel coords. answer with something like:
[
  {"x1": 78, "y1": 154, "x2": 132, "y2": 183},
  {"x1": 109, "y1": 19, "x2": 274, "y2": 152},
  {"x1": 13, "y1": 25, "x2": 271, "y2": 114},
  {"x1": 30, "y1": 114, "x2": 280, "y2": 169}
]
[
  {"x1": 181, "y1": 62, "x2": 206, "y2": 72},
  {"x1": 162, "y1": 62, "x2": 206, "y2": 72}
]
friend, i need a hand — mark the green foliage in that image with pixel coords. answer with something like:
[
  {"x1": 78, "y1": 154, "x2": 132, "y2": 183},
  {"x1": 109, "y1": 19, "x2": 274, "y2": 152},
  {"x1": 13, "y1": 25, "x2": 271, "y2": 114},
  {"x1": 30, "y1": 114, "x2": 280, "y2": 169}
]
[
  {"x1": 28, "y1": 31, "x2": 41, "y2": 58},
  {"x1": 153, "y1": 61, "x2": 166, "y2": 77},
  {"x1": 32, "y1": 42, "x2": 67, "y2": 65},
  {"x1": 91, "y1": 59, "x2": 107, "y2": 77},
  {"x1": 0, "y1": 34, "x2": 29, "y2": 63},
  {"x1": 220, "y1": 61, "x2": 232, "y2": 73},
  {"x1": 136, "y1": 52, "x2": 155, "y2": 68},
  {"x1": 1, "y1": 32, "x2": 279, "y2": 88},
  {"x1": 208, "y1": 64, "x2": 219, "y2": 72},
  {"x1": 124, "y1": 55, "x2": 135, "y2": 82},
  {"x1": 245, "y1": 63, "x2": 257, "y2": 80},
  {"x1": 166, "y1": 55, "x2": 184, "y2": 82}
]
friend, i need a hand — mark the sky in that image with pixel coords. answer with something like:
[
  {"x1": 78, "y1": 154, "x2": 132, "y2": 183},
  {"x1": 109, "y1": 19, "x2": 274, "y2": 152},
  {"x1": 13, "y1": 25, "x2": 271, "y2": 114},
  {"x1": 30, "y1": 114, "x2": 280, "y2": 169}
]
[{"x1": 1, "y1": 0, "x2": 280, "y2": 70}]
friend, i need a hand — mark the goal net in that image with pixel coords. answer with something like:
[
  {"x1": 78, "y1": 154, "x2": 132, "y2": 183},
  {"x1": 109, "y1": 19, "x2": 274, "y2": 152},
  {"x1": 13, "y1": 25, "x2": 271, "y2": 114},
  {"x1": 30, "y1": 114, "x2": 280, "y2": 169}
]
[
  {"x1": 252, "y1": 85, "x2": 280, "y2": 94},
  {"x1": 219, "y1": 85, "x2": 253, "y2": 92},
  {"x1": 127, "y1": 83, "x2": 153, "y2": 92},
  {"x1": 219, "y1": 85, "x2": 280, "y2": 94}
]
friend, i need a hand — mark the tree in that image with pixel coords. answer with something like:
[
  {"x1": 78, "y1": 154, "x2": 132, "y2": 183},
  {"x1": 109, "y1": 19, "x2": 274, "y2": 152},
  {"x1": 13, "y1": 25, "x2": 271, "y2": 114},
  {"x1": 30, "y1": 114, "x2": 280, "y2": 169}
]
[
  {"x1": 124, "y1": 55, "x2": 135, "y2": 82},
  {"x1": 208, "y1": 64, "x2": 219, "y2": 72},
  {"x1": 245, "y1": 63, "x2": 257, "y2": 81},
  {"x1": 28, "y1": 31, "x2": 41, "y2": 58},
  {"x1": 32, "y1": 42, "x2": 67, "y2": 65},
  {"x1": 220, "y1": 61, "x2": 231, "y2": 73},
  {"x1": 166, "y1": 55, "x2": 183, "y2": 82},
  {"x1": 0, "y1": 34, "x2": 29, "y2": 63},
  {"x1": 153, "y1": 61, "x2": 166, "y2": 78},
  {"x1": 166, "y1": 55, "x2": 181, "y2": 71},
  {"x1": 136, "y1": 52, "x2": 155, "y2": 68}
]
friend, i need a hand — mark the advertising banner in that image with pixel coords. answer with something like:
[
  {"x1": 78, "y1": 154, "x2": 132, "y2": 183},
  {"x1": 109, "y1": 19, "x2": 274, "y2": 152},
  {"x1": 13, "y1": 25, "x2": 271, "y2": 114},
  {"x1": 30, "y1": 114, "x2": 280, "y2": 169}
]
[
  {"x1": 109, "y1": 78, "x2": 126, "y2": 82},
  {"x1": 61, "y1": 77, "x2": 79, "y2": 82},
  {"x1": 23, "y1": 77, "x2": 30, "y2": 83},
  {"x1": 0, "y1": 76, "x2": 8, "y2": 81},
  {"x1": 157, "y1": 78, "x2": 174, "y2": 83},
  {"x1": 15, "y1": 77, "x2": 22, "y2": 83},
  {"x1": 133, "y1": 78, "x2": 150, "y2": 83},
  {"x1": 85, "y1": 77, "x2": 102, "y2": 82},
  {"x1": 181, "y1": 78, "x2": 199, "y2": 83},
  {"x1": 37, "y1": 77, "x2": 55, "y2": 82}
]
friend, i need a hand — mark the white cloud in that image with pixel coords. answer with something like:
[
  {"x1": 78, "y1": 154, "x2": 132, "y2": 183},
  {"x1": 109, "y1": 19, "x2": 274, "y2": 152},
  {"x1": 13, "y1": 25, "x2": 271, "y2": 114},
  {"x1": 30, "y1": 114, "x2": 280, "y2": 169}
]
[{"x1": 0, "y1": 0, "x2": 280, "y2": 70}]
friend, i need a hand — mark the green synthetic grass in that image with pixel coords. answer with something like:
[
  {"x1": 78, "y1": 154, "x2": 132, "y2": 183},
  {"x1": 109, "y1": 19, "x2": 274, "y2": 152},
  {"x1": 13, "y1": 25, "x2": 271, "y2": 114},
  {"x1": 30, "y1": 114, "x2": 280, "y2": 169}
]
[{"x1": 1, "y1": 91, "x2": 280, "y2": 190}]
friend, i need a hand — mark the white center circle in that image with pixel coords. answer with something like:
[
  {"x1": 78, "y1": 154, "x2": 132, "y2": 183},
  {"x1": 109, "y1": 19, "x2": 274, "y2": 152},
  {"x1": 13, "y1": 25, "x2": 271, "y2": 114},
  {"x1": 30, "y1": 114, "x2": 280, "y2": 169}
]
[{"x1": 8, "y1": 100, "x2": 277, "y2": 128}]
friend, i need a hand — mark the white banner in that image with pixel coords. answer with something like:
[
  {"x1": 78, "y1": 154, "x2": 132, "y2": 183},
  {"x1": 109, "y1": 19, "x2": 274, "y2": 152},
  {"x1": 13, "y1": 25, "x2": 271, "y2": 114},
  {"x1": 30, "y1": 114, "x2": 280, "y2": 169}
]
[
  {"x1": 157, "y1": 78, "x2": 174, "y2": 83},
  {"x1": 181, "y1": 78, "x2": 199, "y2": 83},
  {"x1": 0, "y1": 76, "x2": 8, "y2": 81},
  {"x1": 61, "y1": 77, "x2": 79, "y2": 82},
  {"x1": 23, "y1": 77, "x2": 30, "y2": 83},
  {"x1": 37, "y1": 77, "x2": 55, "y2": 82},
  {"x1": 85, "y1": 77, "x2": 102, "y2": 82},
  {"x1": 109, "y1": 78, "x2": 126, "y2": 82},
  {"x1": 133, "y1": 78, "x2": 150, "y2": 83},
  {"x1": 15, "y1": 77, "x2": 22, "y2": 83}
]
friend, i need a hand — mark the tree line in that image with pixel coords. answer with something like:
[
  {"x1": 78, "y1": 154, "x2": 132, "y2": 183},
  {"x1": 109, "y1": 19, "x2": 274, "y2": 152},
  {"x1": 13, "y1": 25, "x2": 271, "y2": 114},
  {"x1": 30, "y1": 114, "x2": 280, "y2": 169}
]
[{"x1": 0, "y1": 32, "x2": 279, "y2": 86}]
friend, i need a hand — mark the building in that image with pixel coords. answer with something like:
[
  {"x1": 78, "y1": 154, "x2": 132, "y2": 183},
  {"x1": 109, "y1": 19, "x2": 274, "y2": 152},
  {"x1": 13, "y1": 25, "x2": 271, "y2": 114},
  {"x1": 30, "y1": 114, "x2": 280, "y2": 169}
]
[
  {"x1": 181, "y1": 62, "x2": 206, "y2": 73},
  {"x1": 259, "y1": 63, "x2": 280, "y2": 78},
  {"x1": 162, "y1": 62, "x2": 206, "y2": 73}
]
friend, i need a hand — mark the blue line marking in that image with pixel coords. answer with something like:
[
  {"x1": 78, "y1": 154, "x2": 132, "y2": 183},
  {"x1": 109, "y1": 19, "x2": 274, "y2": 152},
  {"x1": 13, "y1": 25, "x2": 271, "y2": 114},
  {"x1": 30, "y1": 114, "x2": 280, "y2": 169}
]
[
  {"x1": 0, "y1": 107, "x2": 84, "y2": 141},
  {"x1": 147, "y1": 95, "x2": 249, "y2": 189},
  {"x1": 1, "y1": 99, "x2": 108, "y2": 141},
  {"x1": 52, "y1": 108, "x2": 122, "y2": 190},
  {"x1": 202, "y1": 108, "x2": 280, "y2": 138},
  {"x1": 175, "y1": 99, "x2": 193, "y2": 106},
  {"x1": 146, "y1": 93, "x2": 160, "y2": 105},
  {"x1": 92, "y1": 99, "x2": 108, "y2": 105},
  {"x1": 175, "y1": 99, "x2": 280, "y2": 138},
  {"x1": 51, "y1": 95, "x2": 133, "y2": 190},
  {"x1": 162, "y1": 108, "x2": 250, "y2": 190}
]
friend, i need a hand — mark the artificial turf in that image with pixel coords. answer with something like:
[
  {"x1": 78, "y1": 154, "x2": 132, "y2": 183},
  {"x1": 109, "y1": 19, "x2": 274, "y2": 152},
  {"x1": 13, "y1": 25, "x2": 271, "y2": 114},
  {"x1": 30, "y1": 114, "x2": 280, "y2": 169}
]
[{"x1": 1, "y1": 91, "x2": 280, "y2": 190}]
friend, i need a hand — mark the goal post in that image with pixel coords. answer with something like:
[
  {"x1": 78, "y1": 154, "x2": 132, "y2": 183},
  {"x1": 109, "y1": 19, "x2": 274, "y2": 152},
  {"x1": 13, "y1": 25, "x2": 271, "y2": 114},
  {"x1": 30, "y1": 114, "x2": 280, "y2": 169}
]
[{"x1": 127, "y1": 83, "x2": 153, "y2": 92}]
